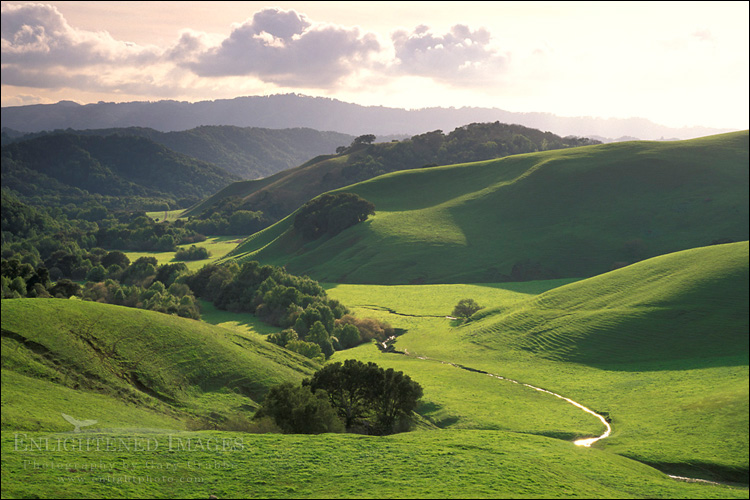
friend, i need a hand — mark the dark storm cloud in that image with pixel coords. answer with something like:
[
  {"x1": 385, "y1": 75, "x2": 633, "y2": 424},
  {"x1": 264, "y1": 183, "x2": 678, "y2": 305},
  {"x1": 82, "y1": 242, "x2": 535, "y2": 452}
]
[{"x1": 182, "y1": 7, "x2": 381, "y2": 87}]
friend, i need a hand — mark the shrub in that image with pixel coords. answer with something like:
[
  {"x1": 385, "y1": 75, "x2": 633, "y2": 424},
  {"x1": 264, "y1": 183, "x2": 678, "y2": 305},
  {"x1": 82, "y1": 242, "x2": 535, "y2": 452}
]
[{"x1": 335, "y1": 314, "x2": 393, "y2": 342}]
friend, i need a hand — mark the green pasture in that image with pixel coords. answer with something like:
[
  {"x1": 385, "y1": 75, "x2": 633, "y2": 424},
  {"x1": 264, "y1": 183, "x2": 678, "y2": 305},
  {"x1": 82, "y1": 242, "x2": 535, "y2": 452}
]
[
  {"x1": 2, "y1": 430, "x2": 746, "y2": 499},
  {"x1": 1, "y1": 242, "x2": 747, "y2": 496},
  {"x1": 123, "y1": 235, "x2": 247, "y2": 271},
  {"x1": 326, "y1": 242, "x2": 749, "y2": 482},
  {"x1": 227, "y1": 131, "x2": 749, "y2": 284},
  {"x1": 145, "y1": 209, "x2": 186, "y2": 222}
]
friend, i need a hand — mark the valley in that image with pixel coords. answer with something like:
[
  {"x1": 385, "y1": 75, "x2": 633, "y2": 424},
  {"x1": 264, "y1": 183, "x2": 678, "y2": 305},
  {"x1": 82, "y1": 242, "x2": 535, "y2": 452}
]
[{"x1": 1, "y1": 123, "x2": 747, "y2": 498}]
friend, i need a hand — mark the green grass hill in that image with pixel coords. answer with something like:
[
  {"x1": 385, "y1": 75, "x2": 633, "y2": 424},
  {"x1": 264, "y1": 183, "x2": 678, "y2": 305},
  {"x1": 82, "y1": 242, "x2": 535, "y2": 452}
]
[
  {"x1": 182, "y1": 122, "x2": 599, "y2": 220},
  {"x1": 1, "y1": 299, "x2": 318, "y2": 432},
  {"x1": 226, "y1": 131, "x2": 749, "y2": 284},
  {"x1": 325, "y1": 242, "x2": 748, "y2": 482},
  {"x1": 470, "y1": 241, "x2": 749, "y2": 367}
]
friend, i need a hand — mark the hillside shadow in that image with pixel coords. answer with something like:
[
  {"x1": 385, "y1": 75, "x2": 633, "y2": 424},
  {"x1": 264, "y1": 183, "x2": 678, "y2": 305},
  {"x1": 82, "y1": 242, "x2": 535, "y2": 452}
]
[{"x1": 586, "y1": 354, "x2": 749, "y2": 372}]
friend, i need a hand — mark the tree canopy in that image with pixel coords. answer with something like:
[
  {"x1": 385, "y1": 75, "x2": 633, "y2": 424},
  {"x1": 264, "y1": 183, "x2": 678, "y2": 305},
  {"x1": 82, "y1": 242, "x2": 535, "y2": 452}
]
[{"x1": 293, "y1": 192, "x2": 375, "y2": 241}]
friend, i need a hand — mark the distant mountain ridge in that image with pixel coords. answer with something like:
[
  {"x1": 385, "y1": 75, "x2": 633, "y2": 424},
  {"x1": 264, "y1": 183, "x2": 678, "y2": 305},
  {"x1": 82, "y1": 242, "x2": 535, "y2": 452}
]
[{"x1": 0, "y1": 94, "x2": 734, "y2": 140}]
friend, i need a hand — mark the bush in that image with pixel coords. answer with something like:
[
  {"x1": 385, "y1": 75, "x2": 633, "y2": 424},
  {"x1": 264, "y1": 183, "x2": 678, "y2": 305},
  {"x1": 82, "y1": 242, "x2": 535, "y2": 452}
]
[{"x1": 335, "y1": 314, "x2": 393, "y2": 342}]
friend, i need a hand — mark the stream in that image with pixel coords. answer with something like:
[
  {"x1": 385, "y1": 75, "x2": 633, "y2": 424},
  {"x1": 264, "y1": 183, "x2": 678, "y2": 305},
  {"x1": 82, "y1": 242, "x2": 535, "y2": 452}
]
[{"x1": 409, "y1": 353, "x2": 611, "y2": 446}]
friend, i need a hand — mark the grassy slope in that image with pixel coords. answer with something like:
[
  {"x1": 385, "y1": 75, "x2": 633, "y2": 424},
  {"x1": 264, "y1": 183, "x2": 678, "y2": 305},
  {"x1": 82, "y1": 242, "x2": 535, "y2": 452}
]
[
  {"x1": 327, "y1": 242, "x2": 749, "y2": 482},
  {"x1": 227, "y1": 131, "x2": 749, "y2": 284},
  {"x1": 3, "y1": 430, "x2": 746, "y2": 499},
  {"x1": 1, "y1": 299, "x2": 318, "y2": 431},
  {"x1": 181, "y1": 153, "x2": 346, "y2": 219}
]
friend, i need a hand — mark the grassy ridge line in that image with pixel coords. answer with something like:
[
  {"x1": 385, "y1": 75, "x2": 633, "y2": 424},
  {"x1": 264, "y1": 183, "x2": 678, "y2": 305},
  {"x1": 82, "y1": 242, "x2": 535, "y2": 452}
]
[
  {"x1": 2, "y1": 430, "x2": 747, "y2": 499},
  {"x1": 226, "y1": 131, "x2": 748, "y2": 284},
  {"x1": 1, "y1": 299, "x2": 318, "y2": 427}
]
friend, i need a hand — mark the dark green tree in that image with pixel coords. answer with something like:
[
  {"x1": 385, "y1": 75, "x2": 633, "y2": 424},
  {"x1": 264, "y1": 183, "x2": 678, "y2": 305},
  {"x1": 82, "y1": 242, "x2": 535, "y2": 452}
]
[
  {"x1": 452, "y1": 298, "x2": 482, "y2": 319},
  {"x1": 253, "y1": 382, "x2": 344, "y2": 434},
  {"x1": 305, "y1": 359, "x2": 422, "y2": 434}
]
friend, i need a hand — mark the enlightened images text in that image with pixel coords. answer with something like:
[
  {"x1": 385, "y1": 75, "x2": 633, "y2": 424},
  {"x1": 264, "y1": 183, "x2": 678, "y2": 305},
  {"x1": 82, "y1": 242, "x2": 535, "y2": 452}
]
[{"x1": 13, "y1": 433, "x2": 245, "y2": 453}]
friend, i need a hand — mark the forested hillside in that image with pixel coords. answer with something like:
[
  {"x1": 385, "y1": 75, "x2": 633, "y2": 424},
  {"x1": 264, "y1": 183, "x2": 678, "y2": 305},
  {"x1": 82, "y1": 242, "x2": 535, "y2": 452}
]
[
  {"x1": 1, "y1": 132, "x2": 239, "y2": 209},
  {"x1": 2, "y1": 125, "x2": 355, "y2": 179}
]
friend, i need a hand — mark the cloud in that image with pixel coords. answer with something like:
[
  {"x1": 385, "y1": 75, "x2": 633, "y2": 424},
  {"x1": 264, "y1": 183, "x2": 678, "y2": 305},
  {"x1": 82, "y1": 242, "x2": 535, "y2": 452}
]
[
  {"x1": 391, "y1": 24, "x2": 508, "y2": 85},
  {"x1": 1, "y1": 3, "x2": 159, "y2": 67},
  {"x1": 182, "y1": 8, "x2": 381, "y2": 87},
  {"x1": 1, "y1": 3, "x2": 507, "y2": 99}
]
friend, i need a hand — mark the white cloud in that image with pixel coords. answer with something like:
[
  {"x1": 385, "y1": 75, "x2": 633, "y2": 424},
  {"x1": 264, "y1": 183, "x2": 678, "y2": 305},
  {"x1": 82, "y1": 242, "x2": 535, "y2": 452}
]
[
  {"x1": 182, "y1": 8, "x2": 381, "y2": 88},
  {"x1": 1, "y1": 3, "x2": 159, "y2": 67},
  {"x1": 391, "y1": 24, "x2": 508, "y2": 85}
]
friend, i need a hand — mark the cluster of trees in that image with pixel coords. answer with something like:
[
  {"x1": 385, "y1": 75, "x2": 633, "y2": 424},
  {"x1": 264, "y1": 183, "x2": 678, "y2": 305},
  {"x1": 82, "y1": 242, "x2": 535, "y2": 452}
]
[
  {"x1": 80, "y1": 279, "x2": 200, "y2": 319},
  {"x1": 267, "y1": 313, "x2": 394, "y2": 362},
  {"x1": 2, "y1": 192, "x2": 208, "y2": 278},
  {"x1": 174, "y1": 245, "x2": 210, "y2": 261},
  {"x1": 1, "y1": 253, "x2": 201, "y2": 319},
  {"x1": 181, "y1": 260, "x2": 394, "y2": 360},
  {"x1": 255, "y1": 359, "x2": 423, "y2": 435},
  {"x1": 336, "y1": 122, "x2": 601, "y2": 187},
  {"x1": 293, "y1": 193, "x2": 375, "y2": 240}
]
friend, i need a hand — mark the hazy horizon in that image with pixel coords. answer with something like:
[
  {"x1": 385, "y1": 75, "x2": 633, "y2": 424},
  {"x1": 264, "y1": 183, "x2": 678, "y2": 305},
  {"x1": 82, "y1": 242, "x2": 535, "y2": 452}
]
[{"x1": 2, "y1": 1, "x2": 748, "y2": 130}]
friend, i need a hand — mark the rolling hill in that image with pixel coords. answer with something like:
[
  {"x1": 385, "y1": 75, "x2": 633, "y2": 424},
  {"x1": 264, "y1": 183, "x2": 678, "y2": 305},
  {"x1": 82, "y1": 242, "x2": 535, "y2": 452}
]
[
  {"x1": 1, "y1": 299, "x2": 319, "y2": 431},
  {"x1": 183, "y1": 122, "x2": 600, "y2": 220},
  {"x1": 327, "y1": 242, "x2": 749, "y2": 482},
  {"x1": 469, "y1": 241, "x2": 749, "y2": 367},
  {"x1": 225, "y1": 131, "x2": 749, "y2": 284}
]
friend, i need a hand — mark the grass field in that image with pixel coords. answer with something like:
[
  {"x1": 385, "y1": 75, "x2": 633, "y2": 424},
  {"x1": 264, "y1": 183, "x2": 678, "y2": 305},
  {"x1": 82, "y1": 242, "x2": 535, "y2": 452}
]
[
  {"x1": 1, "y1": 243, "x2": 747, "y2": 497},
  {"x1": 2, "y1": 430, "x2": 747, "y2": 499},
  {"x1": 325, "y1": 242, "x2": 749, "y2": 482},
  {"x1": 226, "y1": 131, "x2": 749, "y2": 284},
  {"x1": 145, "y1": 209, "x2": 187, "y2": 222},
  {"x1": 123, "y1": 235, "x2": 247, "y2": 271}
]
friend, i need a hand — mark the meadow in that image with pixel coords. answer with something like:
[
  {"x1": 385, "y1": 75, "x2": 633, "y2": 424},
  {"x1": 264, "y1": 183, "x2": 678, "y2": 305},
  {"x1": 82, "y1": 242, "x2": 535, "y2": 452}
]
[
  {"x1": 2, "y1": 133, "x2": 748, "y2": 498},
  {"x1": 2, "y1": 430, "x2": 746, "y2": 499},
  {"x1": 123, "y1": 235, "x2": 247, "y2": 272},
  {"x1": 325, "y1": 242, "x2": 749, "y2": 483},
  {"x1": 1, "y1": 244, "x2": 747, "y2": 498}
]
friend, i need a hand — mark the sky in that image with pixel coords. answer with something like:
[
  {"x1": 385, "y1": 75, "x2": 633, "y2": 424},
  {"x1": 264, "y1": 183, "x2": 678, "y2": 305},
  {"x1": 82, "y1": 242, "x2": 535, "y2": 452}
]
[{"x1": 1, "y1": 1, "x2": 748, "y2": 130}]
